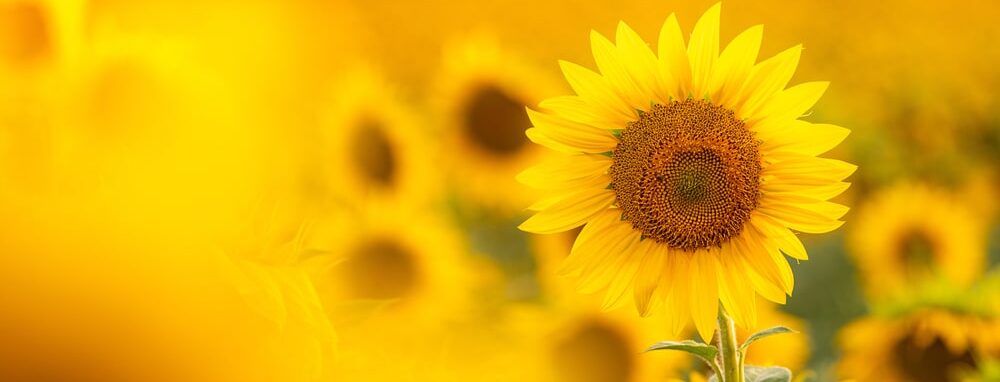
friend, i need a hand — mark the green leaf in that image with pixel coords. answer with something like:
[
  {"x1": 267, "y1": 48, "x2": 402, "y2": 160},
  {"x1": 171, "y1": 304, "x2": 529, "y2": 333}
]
[
  {"x1": 707, "y1": 366, "x2": 793, "y2": 382},
  {"x1": 744, "y1": 365, "x2": 792, "y2": 382},
  {"x1": 645, "y1": 340, "x2": 718, "y2": 362},
  {"x1": 740, "y1": 326, "x2": 796, "y2": 353}
]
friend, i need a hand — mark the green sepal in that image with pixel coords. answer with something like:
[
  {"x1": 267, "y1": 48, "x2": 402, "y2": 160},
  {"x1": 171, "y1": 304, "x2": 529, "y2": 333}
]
[
  {"x1": 611, "y1": 129, "x2": 624, "y2": 138},
  {"x1": 598, "y1": 151, "x2": 614, "y2": 158},
  {"x1": 739, "y1": 326, "x2": 796, "y2": 353},
  {"x1": 634, "y1": 108, "x2": 646, "y2": 117}
]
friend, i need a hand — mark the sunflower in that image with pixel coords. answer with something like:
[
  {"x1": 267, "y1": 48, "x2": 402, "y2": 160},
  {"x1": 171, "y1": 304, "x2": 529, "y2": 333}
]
[
  {"x1": 308, "y1": 201, "x2": 474, "y2": 330},
  {"x1": 847, "y1": 183, "x2": 986, "y2": 301},
  {"x1": 434, "y1": 33, "x2": 565, "y2": 210},
  {"x1": 517, "y1": 2, "x2": 853, "y2": 340},
  {"x1": 838, "y1": 308, "x2": 1000, "y2": 382},
  {"x1": 506, "y1": 303, "x2": 688, "y2": 382},
  {"x1": 319, "y1": 67, "x2": 436, "y2": 207},
  {"x1": 307, "y1": 202, "x2": 485, "y2": 380},
  {"x1": 0, "y1": 0, "x2": 86, "y2": 192},
  {"x1": 0, "y1": 0, "x2": 85, "y2": 75}
]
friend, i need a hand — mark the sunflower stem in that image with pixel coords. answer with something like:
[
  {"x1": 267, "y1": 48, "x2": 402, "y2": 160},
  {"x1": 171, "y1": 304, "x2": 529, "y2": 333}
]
[{"x1": 717, "y1": 305, "x2": 743, "y2": 382}]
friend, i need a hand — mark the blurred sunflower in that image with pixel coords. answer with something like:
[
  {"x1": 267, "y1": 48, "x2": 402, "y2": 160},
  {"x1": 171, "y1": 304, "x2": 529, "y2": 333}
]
[
  {"x1": 0, "y1": 0, "x2": 85, "y2": 75},
  {"x1": 0, "y1": 0, "x2": 87, "y2": 192},
  {"x1": 319, "y1": 68, "x2": 436, "y2": 207},
  {"x1": 838, "y1": 308, "x2": 1000, "y2": 382},
  {"x1": 308, "y1": 203, "x2": 485, "y2": 380},
  {"x1": 508, "y1": 305, "x2": 687, "y2": 382},
  {"x1": 518, "y1": 3, "x2": 853, "y2": 340},
  {"x1": 434, "y1": 33, "x2": 564, "y2": 210},
  {"x1": 848, "y1": 184, "x2": 986, "y2": 300},
  {"x1": 309, "y1": 202, "x2": 473, "y2": 329}
]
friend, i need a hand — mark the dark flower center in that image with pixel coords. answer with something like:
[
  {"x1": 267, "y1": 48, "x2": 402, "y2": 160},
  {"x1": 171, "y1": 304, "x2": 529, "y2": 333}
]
[
  {"x1": 341, "y1": 238, "x2": 418, "y2": 299},
  {"x1": 610, "y1": 99, "x2": 761, "y2": 251},
  {"x1": 552, "y1": 320, "x2": 634, "y2": 382},
  {"x1": 350, "y1": 120, "x2": 397, "y2": 187},
  {"x1": 462, "y1": 85, "x2": 531, "y2": 156}
]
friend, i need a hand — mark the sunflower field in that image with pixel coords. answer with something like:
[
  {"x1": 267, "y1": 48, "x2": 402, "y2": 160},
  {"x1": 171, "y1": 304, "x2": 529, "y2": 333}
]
[{"x1": 1, "y1": 1, "x2": 999, "y2": 381}]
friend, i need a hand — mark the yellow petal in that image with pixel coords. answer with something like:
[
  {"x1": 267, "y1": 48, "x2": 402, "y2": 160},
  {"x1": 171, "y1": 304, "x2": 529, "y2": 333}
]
[
  {"x1": 538, "y1": 96, "x2": 623, "y2": 131},
  {"x1": 560, "y1": 209, "x2": 621, "y2": 275},
  {"x1": 743, "y1": 260, "x2": 787, "y2": 304},
  {"x1": 743, "y1": 229, "x2": 794, "y2": 294},
  {"x1": 713, "y1": 25, "x2": 763, "y2": 107},
  {"x1": 516, "y1": 154, "x2": 610, "y2": 190},
  {"x1": 742, "y1": 268, "x2": 787, "y2": 304},
  {"x1": 754, "y1": 201, "x2": 845, "y2": 234},
  {"x1": 525, "y1": 128, "x2": 609, "y2": 154},
  {"x1": 717, "y1": 242, "x2": 758, "y2": 328},
  {"x1": 762, "y1": 181, "x2": 851, "y2": 200},
  {"x1": 577, "y1": 229, "x2": 642, "y2": 294},
  {"x1": 763, "y1": 156, "x2": 857, "y2": 184},
  {"x1": 527, "y1": 108, "x2": 618, "y2": 152},
  {"x1": 615, "y1": 21, "x2": 670, "y2": 104},
  {"x1": 733, "y1": 45, "x2": 802, "y2": 119},
  {"x1": 759, "y1": 180, "x2": 851, "y2": 205},
  {"x1": 526, "y1": 194, "x2": 563, "y2": 211},
  {"x1": 657, "y1": 13, "x2": 691, "y2": 99},
  {"x1": 687, "y1": 2, "x2": 721, "y2": 97},
  {"x1": 634, "y1": 243, "x2": 666, "y2": 316},
  {"x1": 664, "y1": 253, "x2": 691, "y2": 335},
  {"x1": 519, "y1": 188, "x2": 614, "y2": 234},
  {"x1": 689, "y1": 250, "x2": 720, "y2": 342},
  {"x1": 759, "y1": 121, "x2": 850, "y2": 157},
  {"x1": 749, "y1": 81, "x2": 829, "y2": 124},
  {"x1": 591, "y1": 30, "x2": 648, "y2": 110},
  {"x1": 600, "y1": 238, "x2": 649, "y2": 309},
  {"x1": 733, "y1": 232, "x2": 788, "y2": 300},
  {"x1": 559, "y1": 60, "x2": 635, "y2": 121},
  {"x1": 751, "y1": 215, "x2": 809, "y2": 261}
]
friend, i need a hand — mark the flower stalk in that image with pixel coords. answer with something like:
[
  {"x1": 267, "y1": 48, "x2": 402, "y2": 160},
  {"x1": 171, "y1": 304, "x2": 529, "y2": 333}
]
[{"x1": 717, "y1": 305, "x2": 743, "y2": 382}]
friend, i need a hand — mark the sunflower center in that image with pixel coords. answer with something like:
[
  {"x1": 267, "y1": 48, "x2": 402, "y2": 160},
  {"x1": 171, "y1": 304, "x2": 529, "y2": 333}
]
[
  {"x1": 0, "y1": 2, "x2": 50, "y2": 64},
  {"x1": 349, "y1": 119, "x2": 397, "y2": 187},
  {"x1": 897, "y1": 229, "x2": 937, "y2": 273},
  {"x1": 610, "y1": 99, "x2": 761, "y2": 251},
  {"x1": 893, "y1": 334, "x2": 976, "y2": 382},
  {"x1": 341, "y1": 239, "x2": 418, "y2": 299},
  {"x1": 462, "y1": 85, "x2": 531, "y2": 156},
  {"x1": 552, "y1": 320, "x2": 634, "y2": 382}
]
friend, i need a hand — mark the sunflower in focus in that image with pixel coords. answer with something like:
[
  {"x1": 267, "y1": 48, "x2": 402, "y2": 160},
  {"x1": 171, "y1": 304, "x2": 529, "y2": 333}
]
[
  {"x1": 435, "y1": 33, "x2": 564, "y2": 210},
  {"x1": 838, "y1": 309, "x2": 1000, "y2": 382},
  {"x1": 848, "y1": 183, "x2": 986, "y2": 301},
  {"x1": 320, "y1": 67, "x2": 436, "y2": 207},
  {"x1": 518, "y1": 2, "x2": 853, "y2": 340}
]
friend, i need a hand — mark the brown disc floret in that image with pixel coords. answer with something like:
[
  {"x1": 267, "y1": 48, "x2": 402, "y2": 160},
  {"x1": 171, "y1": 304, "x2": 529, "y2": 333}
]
[{"x1": 609, "y1": 99, "x2": 761, "y2": 251}]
